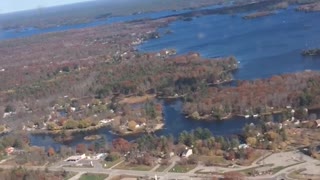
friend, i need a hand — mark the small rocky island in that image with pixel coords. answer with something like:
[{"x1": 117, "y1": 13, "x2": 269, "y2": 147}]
[
  {"x1": 297, "y1": 2, "x2": 320, "y2": 12},
  {"x1": 302, "y1": 48, "x2": 320, "y2": 56},
  {"x1": 243, "y1": 11, "x2": 274, "y2": 19}
]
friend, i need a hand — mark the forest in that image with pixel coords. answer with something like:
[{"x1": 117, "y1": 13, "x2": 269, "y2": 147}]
[
  {"x1": 183, "y1": 72, "x2": 320, "y2": 120},
  {"x1": 95, "y1": 54, "x2": 237, "y2": 98}
]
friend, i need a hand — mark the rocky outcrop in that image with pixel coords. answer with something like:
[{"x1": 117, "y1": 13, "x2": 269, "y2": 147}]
[{"x1": 302, "y1": 49, "x2": 320, "y2": 56}]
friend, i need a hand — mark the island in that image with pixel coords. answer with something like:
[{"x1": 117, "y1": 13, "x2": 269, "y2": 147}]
[
  {"x1": 297, "y1": 2, "x2": 320, "y2": 12},
  {"x1": 302, "y1": 48, "x2": 320, "y2": 56},
  {"x1": 242, "y1": 11, "x2": 275, "y2": 19},
  {"x1": 84, "y1": 135, "x2": 102, "y2": 141}
]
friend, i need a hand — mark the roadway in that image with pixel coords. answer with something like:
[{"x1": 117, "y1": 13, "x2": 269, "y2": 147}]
[{"x1": 0, "y1": 150, "x2": 319, "y2": 180}]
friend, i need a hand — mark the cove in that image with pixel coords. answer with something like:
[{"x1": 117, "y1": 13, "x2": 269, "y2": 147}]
[{"x1": 30, "y1": 100, "x2": 257, "y2": 150}]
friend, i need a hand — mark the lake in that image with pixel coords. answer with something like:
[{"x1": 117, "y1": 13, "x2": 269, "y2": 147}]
[
  {"x1": 139, "y1": 7, "x2": 320, "y2": 80},
  {"x1": 2, "y1": 5, "x2": 320, "y2": 149}
]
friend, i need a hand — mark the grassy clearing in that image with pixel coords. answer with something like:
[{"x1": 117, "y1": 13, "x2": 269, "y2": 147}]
[
  {"x1": 169, "y1": 164, "x2": 197, "y2": 173},
  {"x1": 288, "y1": 168, "x2": 306, "y2": 179},
  {"x1": 194, "y1": 169, "x2": 223, "y2": 175},
  {"x1": 79, "y1": 173, "x2": 108, "y2": 180},
  {"x1": 114, "y1": 162, "x2": 154, "y2": 171},
  {"x1": 108, "y1": 175, "x2": 142, "y2": 180},
  {"x1": 270, "y1": 161, "x2": 305, "y2": 174},
  {"x1": 199, "y1": 155, "x2": 229, "y2": 166},
  {"x1": 155, "y1": 164, "x2": 170, "y2": 172},
  {"x1": 102, "y1": 158, "x2": 124, "y2": 169}
]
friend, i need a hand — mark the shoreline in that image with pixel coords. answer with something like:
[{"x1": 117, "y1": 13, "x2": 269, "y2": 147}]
[
  {"x1": 29, "y1": 123, "x2": 110, "y2": 135},
  {"x1": 113, "y1": 123, "x2": 165, "y2": 136},
  {"x1": 185, "y1": 108, "x2": 301, "y2": 121}
]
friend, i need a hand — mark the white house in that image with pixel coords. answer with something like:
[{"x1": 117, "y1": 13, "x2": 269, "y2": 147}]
[
  {"x1": 3, "y1": 112, "x2": 12, "y2": 118},
  {"x1": 181, "y1": 149, "x2": 193, "y2": 158},
  {"x1": 238, "y1": 144, "x2": 249, "y2": 149},
  {"x1": 315, "y1": 120, "x2": 320, "y2": 128},
  {"x1": 65, "y1": 154, "x2": 86, "y2": 162}
]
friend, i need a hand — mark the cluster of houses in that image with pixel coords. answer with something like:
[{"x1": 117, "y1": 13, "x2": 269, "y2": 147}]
[{"x1": 99, "y1": 118, "x2": 114, "y2": 125}]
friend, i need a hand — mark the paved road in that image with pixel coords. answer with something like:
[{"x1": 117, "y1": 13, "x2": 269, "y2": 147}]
[
  {"x1": 0, "y1": 151, "x2": 319, "y2": 180},
  {"x1": 0, "y1": 162, "x2": 308, "y2": 180}
]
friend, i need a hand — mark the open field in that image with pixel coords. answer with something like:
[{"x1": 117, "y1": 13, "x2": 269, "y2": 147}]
[
  {"x1": 103, "y1": 158, "x2": 124, "y2": 169},
  {"x1": 79, "y1": 173, "x2": 108, "y2": 180},
  {"x1": 154, "y1": 164, "x2": 170, "y2": 172},
  {"x1": 169, "y1": 164, "x2": 197, "y2": 173},
  {"x1": 114, "y1": 162, "x2": 154, "y2": 171}
]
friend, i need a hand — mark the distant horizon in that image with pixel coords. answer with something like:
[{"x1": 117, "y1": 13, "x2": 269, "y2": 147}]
[{"x1": 0, "y1": 0, "x2": 95, "y2": 14}]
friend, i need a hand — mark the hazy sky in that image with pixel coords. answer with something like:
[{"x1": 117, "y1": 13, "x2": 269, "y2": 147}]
[{"x1": 0, "y1": 0, "x2": 93, "y2": 14}]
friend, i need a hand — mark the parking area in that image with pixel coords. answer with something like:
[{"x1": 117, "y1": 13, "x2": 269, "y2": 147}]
[
  {"x1": 53, "y1": 153, "x2": 107, "y2": 168},
  {"x1": 262, "y1": 151, "x2": 303, "y2": 167}
]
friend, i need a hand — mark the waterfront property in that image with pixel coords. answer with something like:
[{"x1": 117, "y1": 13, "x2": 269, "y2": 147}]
[
  {"x1": 181, "y1": 148, "x2": 193, "y2": 158},
  {"x1": 65, "y1": 154, "x2": 86, "y2": 162}
]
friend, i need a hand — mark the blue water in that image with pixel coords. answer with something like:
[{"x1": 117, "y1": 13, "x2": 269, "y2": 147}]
[
  {"x1": 0, "y1": 9, "x2": 192, "y2": 41},
  {"x1": 156, "y1": 100, "x2": 256, "y2": 137},
  {"x1": 139, "y1": 8, "x2": 320, "y2": 80}
]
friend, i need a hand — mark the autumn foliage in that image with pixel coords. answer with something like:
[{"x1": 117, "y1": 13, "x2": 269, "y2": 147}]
[{"x1": 184, "y1": 72, "x2": 320, "y2": 119}]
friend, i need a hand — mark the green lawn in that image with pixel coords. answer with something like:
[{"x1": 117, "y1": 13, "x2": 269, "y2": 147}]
[
  {"x1": 199, "y1": 155, "x2": 229, "y2": 166},
  {"x1": 79, "y1": 173, "x2": 108, "y2": 180},
  {"x1": 169, "y1": 164, "x2": 197, "y2": 173},
  {"x1": 114, "y1": 161, "x2": 154, "y2": 171},
  {"x1": 194, "y1": 169, "x2": 223, "y2": 175},
  {"x1": 155, "y1": 164, "x2": 170, "y2": 172},
  {"x1": 102, "y1": 158, "x2": 124, "y2": 169}
]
